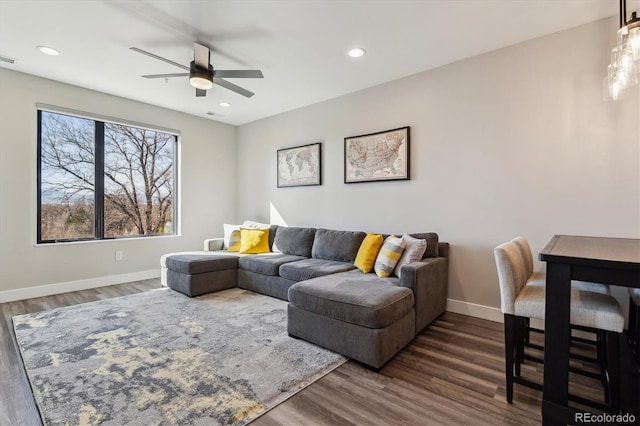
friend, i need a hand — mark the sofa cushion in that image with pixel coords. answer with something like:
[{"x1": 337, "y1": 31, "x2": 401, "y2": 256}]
[
  {"x1": 239, "y1": 228, "x2": 271, "y2": 254},
  {"x1": 288, "y1": 270, "x2": 412, "y2": 329},
  {"x1": 242, "y1": 220, "x2": 270, "y2": 228},
  {"x1": 268, "y1": 224, "x2": 279, "y2": 250},
  {"x1": 238, "y1": 253, "x2": 307, "y2": 276},
  {"x1": 394, "y1": 234, "x2": 427, "y2": 278},
  {"x1": 227, "y1": 229, "x2": 242, "y2": 252},
  {"x1": 236, "y1": 221, "x2": 278, "y2": 251},
  {"x1": 312, "y1": 229, "x2": 367, "y2": 263},
  {"x1": 223, "y1": 224, "x2": 241, "y2": 249},
  {"x1": 273, "y1": 227, "x2": 316, "y2": 257},
  {"x1": 279, "y1": 258, "x2": 357, "y2": 281},
  {"x1": 375, "y1": 235, "x2": 405, "y2": 278},
  {"x1": 165, "y1": 254, "x2": 239, "y2": 274},
  {"x1": 354, "y1": 233, "x2": 384, "y2": 273}
]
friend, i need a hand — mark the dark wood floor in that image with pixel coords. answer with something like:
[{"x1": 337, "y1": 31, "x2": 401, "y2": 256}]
[{"x1": 1, "y1": 280, "x2": 608, "y2": 425}]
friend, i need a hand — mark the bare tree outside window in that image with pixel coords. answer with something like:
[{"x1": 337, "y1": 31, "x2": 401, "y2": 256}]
[
  {"x1": 40, "y1": 112, "x2": 96, "y2": 240},
  {"x1": 104, "y1": 123, "x2": 174, "y2": 237},
  {"x1": 38, "y1": 110, "x2": 176, "y2": 243}
]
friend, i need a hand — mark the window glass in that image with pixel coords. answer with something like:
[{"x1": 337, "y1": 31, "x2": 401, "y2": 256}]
[
  {"x1": 40, "y1": 111, "x2": 96, "y2": 241},
  {"x1": 104, "y1": 123, "x2": 174, "y2": 237},
  {"x1": 38, "y1": 110, "x2": 177, "y2": 243}
]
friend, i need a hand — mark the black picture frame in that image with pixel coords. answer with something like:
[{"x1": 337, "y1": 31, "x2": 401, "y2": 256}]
[
  {"x1": 344, "y1": 126, "x2": 410, "y2": 184},
  {"x1": 277, "y1": 142, "x2": 322, "y2": 187}
]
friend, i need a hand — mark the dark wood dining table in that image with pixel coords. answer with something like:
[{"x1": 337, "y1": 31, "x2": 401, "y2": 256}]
[{"x1": 539, "y1": 235, "x2": 640, "y2": 425}]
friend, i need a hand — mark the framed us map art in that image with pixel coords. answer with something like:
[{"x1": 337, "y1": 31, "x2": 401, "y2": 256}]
[
  {"x1": 344, "y1": 126, "x2": 410, "y2": 183},
  {"x1": 277, "y1": 142, "x2": 322, "y2": 187}
]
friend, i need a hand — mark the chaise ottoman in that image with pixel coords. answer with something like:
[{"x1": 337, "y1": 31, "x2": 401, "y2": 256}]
[
  {"x1": 287, "y1": 270, "x2": 416, "y2": 368},
  {"x1": 165, "y1": 254, "x2": 238, "y2": 297}
]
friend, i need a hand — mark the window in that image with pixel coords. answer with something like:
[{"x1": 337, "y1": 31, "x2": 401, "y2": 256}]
[{"x1": 38, "y1": 108, "x2": 177, "y2": 243}]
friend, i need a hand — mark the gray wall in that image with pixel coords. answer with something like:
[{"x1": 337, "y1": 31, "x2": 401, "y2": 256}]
[
  {"x1": 237, "y1": 18, "x2": 639, "y2": 309},
  {"x1": 0, "y1": 68, "x2": 237, "y2": 293}
]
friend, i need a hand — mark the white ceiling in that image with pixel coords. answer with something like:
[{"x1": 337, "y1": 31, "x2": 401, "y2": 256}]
[{"x1": 0, "y1": 0, "x2": 626, "y2": 126}]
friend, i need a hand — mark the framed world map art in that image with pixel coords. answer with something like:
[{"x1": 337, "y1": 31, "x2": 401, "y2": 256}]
[
  {"x1": 277, "y1": 142, "x2": 322, "y2": 187},
  {"x1": 344, "y1": 126, "x2": 410, "y2": 183}
]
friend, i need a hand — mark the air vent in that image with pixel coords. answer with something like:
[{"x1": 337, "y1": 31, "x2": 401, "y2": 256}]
[{"x1": 0, "y1": 55, "x2": 17, "y2": 65}]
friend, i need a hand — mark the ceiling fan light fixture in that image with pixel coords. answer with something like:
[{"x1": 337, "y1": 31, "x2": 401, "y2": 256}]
[
  {"x1": 190, "y1": 75, "x2": 213, "y2": 90},
  {"x1": 189, "y1": 60, "x2": 213, "y2": 90},
  {"x1": 132, "y1": 44, "x2": 261, "y2": 98}
]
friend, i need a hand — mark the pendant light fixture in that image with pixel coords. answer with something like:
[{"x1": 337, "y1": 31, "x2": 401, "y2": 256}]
[{"x1": 605, "y1": 0, "x2": 640, "y2": 100}]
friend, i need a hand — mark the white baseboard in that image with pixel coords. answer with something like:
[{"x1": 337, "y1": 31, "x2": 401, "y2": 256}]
[
  {"x1": 446, "y1": 298, "x2": 503, "y2": 323},
  {"x1": 0, "y1": 269, "x2": 160, "y2": 303}
]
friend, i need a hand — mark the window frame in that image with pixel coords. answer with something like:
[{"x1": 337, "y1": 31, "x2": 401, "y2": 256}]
[{"x1": 36, "y1": 105, "x2": 179, "y2": 244}]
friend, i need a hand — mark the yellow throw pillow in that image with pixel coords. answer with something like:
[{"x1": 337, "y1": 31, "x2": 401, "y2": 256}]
[
  {"x1": 239, "y1": 228, "x2": 270, "y2": 254},
  {"x1": 227, "y1": 229, "x2": 242, "y2": 252},
  {"x1": 354, "y1": 233, "x2": 384, "y2": 273}
]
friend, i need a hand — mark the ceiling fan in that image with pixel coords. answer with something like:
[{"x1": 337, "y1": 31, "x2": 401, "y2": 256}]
[{"x1": 130, "y1": 42, "x2": 263, "y2": 98}]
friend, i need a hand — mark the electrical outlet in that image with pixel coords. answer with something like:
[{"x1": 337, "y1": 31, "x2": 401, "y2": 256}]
[{"x1": 115, "y1": 251, "x2": 123, "y2": 261}]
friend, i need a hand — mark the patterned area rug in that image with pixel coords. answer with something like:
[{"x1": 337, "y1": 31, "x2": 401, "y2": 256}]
[{"x1": 13, "y1": 288, "x2": 346, "y2": 425}]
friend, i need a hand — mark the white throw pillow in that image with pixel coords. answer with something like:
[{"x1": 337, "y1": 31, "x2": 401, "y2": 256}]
[
  {"x1": 242, "y1": 220, "x2": 271, "y2": 229},
  {"x1": 223, "y1": 224, "x2": 241, "y2": 249},
  {"x1": 393, "y1": 234, "x2": 427, "y2": 278}
]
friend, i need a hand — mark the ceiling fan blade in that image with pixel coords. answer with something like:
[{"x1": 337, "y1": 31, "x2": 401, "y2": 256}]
[
  {"x1": 195, "y1": 88, "x2": 207, "y2": 97},
  {"x1": 213, "y1": 70, "x2": 264, "y2": 79},
  {"x1": 194, "y1": 42, "x2": 210, "y2": 69},
  {"x1": 214, "y1": 78, "x2": 254, "y2": 98},
  {"x1": 130, "y1": 47, "x2": 189, "y2": 71},
  {"x1": 142, "y1": 73, "x2": 190, "y2": 78}
]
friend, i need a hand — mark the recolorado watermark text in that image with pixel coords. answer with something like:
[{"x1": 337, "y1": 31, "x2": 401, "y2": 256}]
[{"x1": 575, "y1": 412, "x2": 636, "y2": 424}]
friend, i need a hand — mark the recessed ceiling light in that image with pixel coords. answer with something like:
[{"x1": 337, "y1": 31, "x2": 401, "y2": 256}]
[
  {"x1": 37, "y1": 46, "x2": 60, "y2": 56},
  {"x1": 347, "y1": 47, "x2": 366, "y2": 58},
  {"x1": 219, "y1": 102, "x2": 231, "y2": 108},
  {"x1": 206, "y1": 111, "x2": 215, "y2": 116}
]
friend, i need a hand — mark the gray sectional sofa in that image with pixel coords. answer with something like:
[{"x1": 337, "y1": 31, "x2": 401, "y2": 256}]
[{"x1": 161, "y1": 225, "x2": 449, "y2": 368}]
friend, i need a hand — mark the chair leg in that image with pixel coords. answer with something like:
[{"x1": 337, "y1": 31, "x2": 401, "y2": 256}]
[
  {"x1": 597, "y1": 330, "x2": 608, "y2": 398},
  {"x1": 636, "y1": 302, "x2": 640, "y2": 366},
  {"x1": 515, "y1": 317, "x2": 525, "y2": 377},
  {"x1": 628, "y1": 296, "x2": 637, "y2": 344},
  {"x1": 504, "y1": 314, "x2": 516, "y2": 403},
  {"x1": 628, "y1": 296, "x2": 640, "y2": 366},
  {"x1": 605, "y1": 331, "x2": 620, "y2": 414}
]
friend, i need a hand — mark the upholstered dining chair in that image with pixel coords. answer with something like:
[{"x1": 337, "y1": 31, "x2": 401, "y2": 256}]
[
  {"x1": 494, "y1": 240, "x2": 625, "y2": 411},
  {"x1": 511, "y1": 236, "x2": 610, "y2": 385}
]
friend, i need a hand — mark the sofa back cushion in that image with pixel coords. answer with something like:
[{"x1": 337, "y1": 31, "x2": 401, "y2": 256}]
[
  {"x1": 312, "y1": 229, "x2": 367, "y2": 263},
  {"x1": 273, "y1": 227, "x2": 316, "y2": 257},
  {"x1": 268, "y1": 224, "x2": 279, "y2": 250}
]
